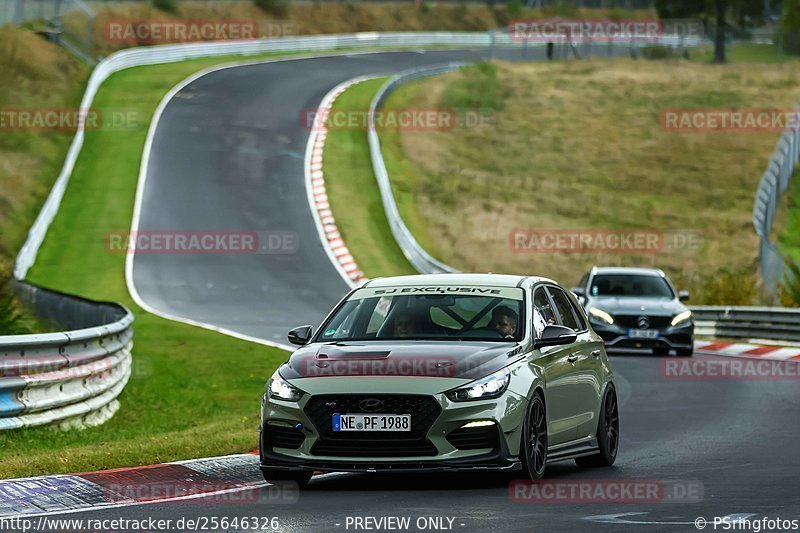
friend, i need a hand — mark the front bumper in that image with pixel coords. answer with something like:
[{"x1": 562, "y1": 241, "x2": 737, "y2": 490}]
[
  {"x1": 590, "y1": 320, "x2": 694, "y2": 353},
  {"x1": 260, "y1": 385, "x2": 528, "y2": 473},
  {"x1": 260, "y1": 441, "x2": 520, "y2": 473}
]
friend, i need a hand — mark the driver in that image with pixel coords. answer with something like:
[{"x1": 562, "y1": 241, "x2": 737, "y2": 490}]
[
  {"x1": 393, "y1": 309, "x2": 419, "y2": 338},
  {"x1": 490, "y1": 306, "x2": 518, "y2": 339}
]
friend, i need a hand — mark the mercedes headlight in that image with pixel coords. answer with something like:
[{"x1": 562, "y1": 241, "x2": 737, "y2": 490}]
[
  {"x1": 671, "y1": 310, "x2": 693, "y2": 327},
  {"x1": 267, "y1": 369, "x2": 304, "y2": 402},
  {"x1": 446, "y1": 367, "x2": 511, "y2": 402},
  {"x1": 588, "y1": 307, "x2": 614, "y2": 325}
]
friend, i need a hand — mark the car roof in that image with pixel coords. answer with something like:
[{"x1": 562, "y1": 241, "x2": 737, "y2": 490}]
[
  {"x1": 592, "y1": 267, "x2": 664, "y2": 277},
  {"x1": 362, "y1": 273, "x2": 555, "y2": 289}
]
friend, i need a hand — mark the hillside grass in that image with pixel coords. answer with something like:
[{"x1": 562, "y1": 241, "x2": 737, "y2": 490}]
[
  {"x1": 329, "y1": 58, "x2": 800, "y2": 305},
  {"x1": 0, "y1": 27, "x2": 88, "y2": 264}
]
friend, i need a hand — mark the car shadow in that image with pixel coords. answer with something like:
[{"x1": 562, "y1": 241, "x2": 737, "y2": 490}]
[{"x1": 306, "y1": 462, "x2": 594, "y2": 491}]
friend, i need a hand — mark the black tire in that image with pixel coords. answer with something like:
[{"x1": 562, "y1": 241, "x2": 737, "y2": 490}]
[
  {"x1": 676, "y1": 348, "x2": 693, "y2": 357},
  {"x1": 521, "y1": 393, "x2": 548, "y2": 480},
  {"x1": 261, "y1": 469, "x2": 312, "y2": 488},
  {"x1": 575, "y1": 386, "x2": 619, "y2": 468}
]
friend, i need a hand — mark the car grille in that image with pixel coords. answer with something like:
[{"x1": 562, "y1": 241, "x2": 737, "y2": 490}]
[
  {"x1": 446, "y1": 425, "x2": 500, "y2": 451},
  {"x1": 305, "y1": 394, "x2": 441, "y2": 457},
  {"x1": 265, "y1": 424, "x2": 305, "y2": 450},
  {"x1": 613, "y1": 314, "x2": 673, "y2": 329}
]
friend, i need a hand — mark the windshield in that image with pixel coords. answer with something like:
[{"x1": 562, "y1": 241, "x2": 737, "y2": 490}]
[
  {"x1": 590, "y1": 274, "x2": 674, "y2": 299},
  {"x1": 317, "y1": 286, "x2": 525, "y2": 342}
]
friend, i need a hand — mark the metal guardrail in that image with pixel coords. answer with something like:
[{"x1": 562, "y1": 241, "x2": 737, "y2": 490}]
[
  {"x1": 0, "y1": 281, "x2": 133, "y2": 431},
  {"x1": 368, "y1": 63, "x2": 465, "y2": 275},
  {"x1": 691, "y1": 306, "x2": 800, "y2": 343},
  {"x1": 753, "y1": 100, "x2": 800, "y2": 296}
]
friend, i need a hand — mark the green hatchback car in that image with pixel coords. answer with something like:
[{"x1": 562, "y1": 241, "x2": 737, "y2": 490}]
[{"x1": 260, "y1": 274, "x2": 619, "y2": 486}]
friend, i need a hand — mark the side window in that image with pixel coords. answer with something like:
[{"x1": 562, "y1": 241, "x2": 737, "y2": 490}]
[
  {"x1": 568, "y1": 296, "x2": 587, "y2": 331},
  {"x1": 533, "y1": 288, "x2": 556, "y2": 326},
  {"x1": 578, "y1": 273, "x2": 589, "y2": 291},
  {"x1": 547, "y1": 288, "x2": 580, "y2": 331}
]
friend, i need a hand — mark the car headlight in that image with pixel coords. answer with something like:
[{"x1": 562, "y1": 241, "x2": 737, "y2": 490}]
[
  {"x1": 446, "y1": 367, "x2": 511, "y2": 402},
  {"x1": 671, "y1": 310, "x2": 693, "y2": 327},
  {"x1": 267, "y1": 369, "x2": 304, "y2": 402},
  {"x1": 588, "y1": 307, "x2": 614, "y2": 325}
]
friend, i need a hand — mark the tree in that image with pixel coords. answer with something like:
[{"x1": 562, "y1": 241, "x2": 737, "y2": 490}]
[
  {"x1": 655, "y1": 0, "x2": 765, "y2": 63},
  {"x1": 783, "y1": 0, "x2": 800, "y2": 55}
]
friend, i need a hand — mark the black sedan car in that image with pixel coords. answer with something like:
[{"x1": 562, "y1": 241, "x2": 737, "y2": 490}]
[{"x1": 572, "y1": 267, "x2": 694, "y2": 356}]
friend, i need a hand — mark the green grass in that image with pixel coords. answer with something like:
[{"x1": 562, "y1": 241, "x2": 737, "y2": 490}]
[
  {"x1": 322, "y1": 78, "x2": 416, "y2": 278},
  {"x1": 0, "y1": 52, "x2": 341, "y2": 479},
  {"x1": 691, "y1": 42, "x2": 800, "y2": 64}
]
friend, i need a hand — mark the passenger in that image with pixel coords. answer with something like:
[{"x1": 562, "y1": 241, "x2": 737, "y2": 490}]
[{"x1": 490, "y1": 306, "x2": 518, "y2": 339}]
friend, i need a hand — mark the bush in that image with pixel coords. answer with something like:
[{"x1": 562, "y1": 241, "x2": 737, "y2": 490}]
[
  {"x1": 253, "y1": 0, "x2": 290, "y2": 16},
  {"x1": 695, "y1": 268, "x2": 759, "y2": 306},
  {"x1": 641, "y1": 45, "x2": 674, "y2": 60},
  {"x1": 782, "y1": 0, "x2": 800, "y2": 33},
  {"x1": 608, "y1": 8, "x2": 636, "y2": 20},
  {"x1": 507, "y1": 0, "x2": 523, "y2": 19},
  {"x1": 151, "y1": 0, "x2": 178, "y2": 14},
  {"x1": 547, "y1": 1, "x2": 579, "y2": 18},
  {"x1": 0, "y1": 262, "x2": 36, "y2": 335},
  {"x1": 780, "y1": 257, "x2": 800, "y2": 307}
]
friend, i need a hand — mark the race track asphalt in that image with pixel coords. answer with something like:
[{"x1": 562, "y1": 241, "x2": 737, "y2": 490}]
[
  {"x1": 61, "y1": 354, "x2": 800, "y2": 532},
  {"x1": 130, "y1": 47, "x2": 537, "y2": 344},
  {"x1": 115, "y1": 48, "x2": 800, "y2": 532}
]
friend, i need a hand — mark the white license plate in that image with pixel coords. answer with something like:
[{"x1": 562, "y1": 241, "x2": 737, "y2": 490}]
[
  {"x1": 332, "y1": 413, "x2": 411, "y2": 432},
  {"x1": 628, "y1": 329, "x2": 659, "y2": 339}
]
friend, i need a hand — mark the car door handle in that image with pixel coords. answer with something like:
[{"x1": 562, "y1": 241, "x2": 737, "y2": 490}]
[
  {"x1": 591, "y1": 350, "x2": 601, "y2": 358},
  {"x1": 567, "y1": 355, "x2": 579, "y2": 364}
]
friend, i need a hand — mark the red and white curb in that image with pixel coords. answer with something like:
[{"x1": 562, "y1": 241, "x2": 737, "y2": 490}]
[
  {"x1": 305, "y1": 76, "x2": 380, "y2": 287},
  {"x1": 0, "y1": 453, "x2": 270, "y2": 517},
  {"x1": 694, "y1": 340, "x2": 800, "y2": 361}
]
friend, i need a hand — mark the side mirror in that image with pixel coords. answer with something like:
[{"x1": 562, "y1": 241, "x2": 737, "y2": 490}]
[
  {"x1": 288, "y1": 325, "x2": 313, "y2": 346},
  {"x1": 535, "y1": 325, "x2": 578, "y2": 349},
  {"x1": 571, "y1": 287, "x2": 585, "y2": 297},
  {"x1": 678, "y1": 290, "x2": 690, "y2": 302}
]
